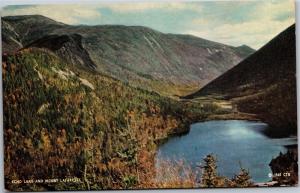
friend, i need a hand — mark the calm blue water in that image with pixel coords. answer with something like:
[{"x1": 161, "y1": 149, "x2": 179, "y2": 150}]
[{"x1": 156, "y1": 120, "x2": 297, "y2": 183}]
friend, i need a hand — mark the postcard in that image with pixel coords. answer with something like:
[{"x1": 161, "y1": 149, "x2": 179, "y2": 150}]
[{"x1": 1, "y1": 0, "x2": 298, "y2": 191}]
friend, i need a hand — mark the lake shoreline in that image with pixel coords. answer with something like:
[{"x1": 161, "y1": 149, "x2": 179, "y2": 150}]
[
  {"x1": 206, "y1": 112, "x2": 260, "y2": 122},
  {"x1": 155, "y1": 111, "x2": 285, "y2": 148},
  {"x1": 156, "y1": 120, "x2": 296, "y2": 183}
]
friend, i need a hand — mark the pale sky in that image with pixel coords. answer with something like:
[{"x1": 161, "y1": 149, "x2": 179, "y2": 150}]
[{"x1": 2, "y1": 0, "x2": 296, "y2": 49}]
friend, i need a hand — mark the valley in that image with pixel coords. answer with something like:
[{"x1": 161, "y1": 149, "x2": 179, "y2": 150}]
[{"x1": 185, "y1": 24, "x2": 297, "y2": 137}]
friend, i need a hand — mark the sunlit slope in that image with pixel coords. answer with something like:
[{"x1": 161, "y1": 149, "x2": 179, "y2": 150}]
[{"x1": 3, "y1": 48, "x2": 204, "y2": 191}]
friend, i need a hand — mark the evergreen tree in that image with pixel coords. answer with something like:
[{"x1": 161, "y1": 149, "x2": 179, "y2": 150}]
[
  {"x1": 200, "y1": 154, "x2": 218, "y2": 187},
  {"x1": 231, "y1": 167, "x2": 253, "y2": 187}
]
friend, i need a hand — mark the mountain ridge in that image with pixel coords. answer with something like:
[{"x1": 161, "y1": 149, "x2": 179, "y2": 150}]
[{"x1": 2, "y1": 15, "x2": 255, "y2": 96}]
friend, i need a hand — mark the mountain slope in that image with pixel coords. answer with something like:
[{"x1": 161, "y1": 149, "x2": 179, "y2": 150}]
[
  {"x1": 2, "y1": 15, "x2": 254, "y2": 96},
  {"x1": 2, "y1": 15, "x2": 66, "y2": 53},
  {"x1": 185, "y1": 24, "x2": 297, "y2": 135},
  {"x1": 3, "y1": 48, "x2": 204, "y2": 191}
]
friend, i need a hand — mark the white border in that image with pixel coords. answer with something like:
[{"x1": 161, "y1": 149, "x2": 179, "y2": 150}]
[{"x1": 0, "y1": 0, "x2": 299, "y2": 193}]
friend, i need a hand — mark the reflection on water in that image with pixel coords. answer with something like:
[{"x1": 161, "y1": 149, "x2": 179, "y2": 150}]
[{"x1": 156, "y1": 120, "x2": 297, "y2": 183}]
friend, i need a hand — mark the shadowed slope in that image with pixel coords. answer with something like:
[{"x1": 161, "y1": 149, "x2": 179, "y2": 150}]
[{"x1": 185, "y1": 24, "x2": 297, "y2": 135}]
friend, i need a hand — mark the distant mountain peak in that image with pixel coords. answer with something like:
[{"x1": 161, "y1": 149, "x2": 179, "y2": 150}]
[
  {"x1": 3, "y1": 14, "x2": 66, "y2": 25},
  {"x1": 237, "y1": 44, "x2": 253, "y2": 48}
]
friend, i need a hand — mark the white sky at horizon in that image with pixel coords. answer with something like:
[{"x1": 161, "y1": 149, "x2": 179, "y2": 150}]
[{"x1": 1, "y1": 0, "x2": 296, "y2": 50}]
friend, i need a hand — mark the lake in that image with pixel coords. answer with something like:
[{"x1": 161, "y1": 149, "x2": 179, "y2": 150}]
[{"x1": 156, "y1": 120, "x2": 297, "y2": 183}]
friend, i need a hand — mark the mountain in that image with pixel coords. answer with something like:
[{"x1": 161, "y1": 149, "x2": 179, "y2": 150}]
[
  {"x1": 2, "y1": 15, "x2": 255, "y2": 96},
  {"x1": 185, "y1": 24, "x2": 297, "y2": 135},
  {"x1": 3, "y1": 47, "x2": 202, "y2": 191},
  {"x1": 2, "y1": 21, "x2": 230, "y2": 190}
]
